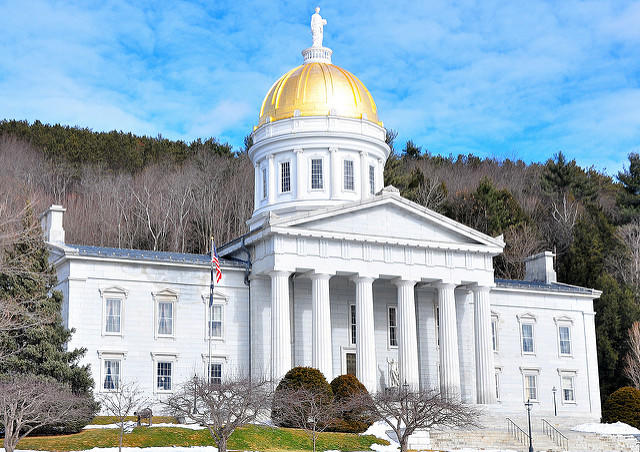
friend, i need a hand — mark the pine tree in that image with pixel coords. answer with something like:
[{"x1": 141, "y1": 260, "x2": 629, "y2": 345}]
[
  {"x1": 0, "y1": 207, "x2": 96, "y2": 431},
  {"x1": 618, "y1": 153, "x2": 640, "y2": 222}
]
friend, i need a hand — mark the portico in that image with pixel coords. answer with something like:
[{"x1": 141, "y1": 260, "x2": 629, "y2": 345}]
[{"x1": 240, "y1": 186, "x2": 504, "y2": 403}]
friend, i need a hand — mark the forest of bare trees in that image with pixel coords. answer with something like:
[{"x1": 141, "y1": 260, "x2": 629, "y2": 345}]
[{"x1": 0, "y1": 135, "x2": 253, "y2": 253}]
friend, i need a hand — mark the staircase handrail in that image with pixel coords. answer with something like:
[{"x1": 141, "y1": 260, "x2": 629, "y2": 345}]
[
  {"x1": 541, "y1": 418, "x2": 569, "y2": 450},
  {"x1": 506, "y1": 417, "x2": 530, "y2": 446}
]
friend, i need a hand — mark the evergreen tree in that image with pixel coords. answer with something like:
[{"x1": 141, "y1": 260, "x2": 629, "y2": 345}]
[
  {"x1": 0, "y1": 207, "x2": 96, "y2": 431},
  {"x1": 618, "y1": 153, "x2": 640, "y2": 222},
  {"x1": 594, "y1": 274, "x2": 640, "y2": 399},
  {"x1": 402, "y1": 140, "x2": 422, "y2": 159}
]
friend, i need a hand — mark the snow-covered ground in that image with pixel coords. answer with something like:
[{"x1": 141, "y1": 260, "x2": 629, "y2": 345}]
[
  {"x1": 361, "y1": 421, "x2": 399, "y2": 452},
  {"x1": 571, "y1": 421, "x2": 640, "y2": 435}
]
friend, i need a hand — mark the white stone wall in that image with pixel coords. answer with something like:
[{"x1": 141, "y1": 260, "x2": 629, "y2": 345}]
[
  {"x1": 59, "y1": 257, "x2": 249, "y2": 404},
  {"x1": 55, "y1": 253, "x2": 600, "y2": 420},
  {"x1": 490, "y1": 288, "x2": 600, "y2": 418}
]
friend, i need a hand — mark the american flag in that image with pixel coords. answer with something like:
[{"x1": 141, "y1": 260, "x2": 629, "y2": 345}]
[{"x1": 211, "y1": 243, "x2": 222, "y2": 284}]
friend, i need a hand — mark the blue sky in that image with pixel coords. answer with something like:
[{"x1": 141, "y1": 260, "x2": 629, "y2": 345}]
[{"x1": 1, "y1": 0, "x2": 639, "y2": 174}]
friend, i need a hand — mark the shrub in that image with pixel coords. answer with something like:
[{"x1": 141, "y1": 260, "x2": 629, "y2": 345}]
[
  {"x1": 272, "y1": 367, "x2": 332, "y2": 427},
  {"x1": 602, "y1": 386, "x2": 640, "y2": 428},
  {"x1": 328, "y1": 374, "x2": 373, "y2": 433}
]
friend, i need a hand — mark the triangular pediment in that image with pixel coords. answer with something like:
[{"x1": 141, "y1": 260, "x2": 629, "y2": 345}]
[{"x1": 272, "y1": 191, "x2": 504, "y2": 250}]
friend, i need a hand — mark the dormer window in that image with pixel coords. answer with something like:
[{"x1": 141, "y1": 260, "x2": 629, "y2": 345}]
[
  {"x1": 344, "y1": 160, "x2": 354, "y2": 191},
  {"x1": 281, "y1": 161, "x2": 291, "y2": 193}
]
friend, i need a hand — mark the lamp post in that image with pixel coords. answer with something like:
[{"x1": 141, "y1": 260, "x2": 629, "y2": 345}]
[
  {"x1": 552, "y1": 386, "x2": 558, "y2": 416},
  {"x1": 525, "y1": 399, "x2": 534, "y2": 452}
]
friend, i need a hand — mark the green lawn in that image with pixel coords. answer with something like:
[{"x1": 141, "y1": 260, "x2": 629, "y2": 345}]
[{"x1": 17, "y1": 424, "x2": 388, "y2": 452}]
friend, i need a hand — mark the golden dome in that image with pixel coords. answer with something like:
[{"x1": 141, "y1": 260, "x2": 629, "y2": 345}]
[{"x1": 258, "y1": 62, "x2": 380, "y2": 127}]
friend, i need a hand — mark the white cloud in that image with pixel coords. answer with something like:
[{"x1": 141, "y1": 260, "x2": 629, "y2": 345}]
[{"x1": 0, "y1": 0, "x2": 638, "y2": 167}]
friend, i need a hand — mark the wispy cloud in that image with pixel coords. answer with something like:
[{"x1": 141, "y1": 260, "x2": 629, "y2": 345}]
[{"x1": 0, "y1": 0, "x2": 638, "y2": 173}]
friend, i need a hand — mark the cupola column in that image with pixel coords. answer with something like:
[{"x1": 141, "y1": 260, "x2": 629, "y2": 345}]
[
  {"x1": 330, "y1": 147, "x2": 339, "y2": 199},
  {"x1": 436, "y1": 282, "x2": 461, "y2": 397},
  {"x1": 352, "y1": 275, "x2": 377, "y2": 392},
  {"x1": 253, "y1": 163, "x2": 260, "y2": 211},
  {"x1": 473, "y1": 285, "x2": 496, "y2": 404},
  {"x1": 359, "y1": 151, "x2": 368, "y2": 198},
  {"x1": 268, "y1": 155, "x2": 275, "y2": 206},
  {"x1": 270, "y1": 271, "x2": 292, "y2": 381},
  {"x1": 294, "y1": 148, "x2": 304, "y2": 198},
  {"x1": 311, "y1": 273, "x2": 333, "y2": 380}
]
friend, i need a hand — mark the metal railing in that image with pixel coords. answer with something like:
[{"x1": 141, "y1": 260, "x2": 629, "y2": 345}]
[
  {"x1": 542, "y1": 418, "x2": 569, "y2": 450},
  {"x1": 506, "y1": 417, "x2": 530, "y2": 446}
]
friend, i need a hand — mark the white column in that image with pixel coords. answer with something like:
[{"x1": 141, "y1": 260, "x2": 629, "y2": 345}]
[
  {"x1": 294, "y1": 148, "x2": 304, "y2": 198},
  {"x1": 330, "y1": 147, "x2": 339, "y2": 199},
  {"x1": 268, "y1": 154, "x2": 275, "y2": 205},
  {"x1": 394, "y1": 279, "x2": 419, "y2": 389},
  {"x1": 253, "y1": 163, "x2": 260, "y2": 211},
  {"x1": 437, "y1": 282, "x2": 461, "y2": 396},
  {"x1": 473, "y1": 285, "x2": 496, "y2": 404},
  {"x1": 359, "y1": 151, "x2": 368, "y2": 198},
  {"x1": 311, "y1": 273, "x2": 332, "y2": 380},
  {"x1": 353, "y1": 275, "x2": 377, "y2": 392},
  {"x1": 270, "y1": 271, "x2": 292, "y2": 381}
]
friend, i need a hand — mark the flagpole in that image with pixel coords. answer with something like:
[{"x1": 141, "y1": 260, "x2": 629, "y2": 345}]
[{"x1": 208, "y1": 236, "x2": 214, "y2": 384}]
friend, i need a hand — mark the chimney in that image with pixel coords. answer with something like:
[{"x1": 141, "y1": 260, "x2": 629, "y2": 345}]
[
  {"x1": 40, "y1": 205, "x2": 66, "y2": 245},
  {"x1": 524, "y1": 251, "x2": 556, "y2": 284}
]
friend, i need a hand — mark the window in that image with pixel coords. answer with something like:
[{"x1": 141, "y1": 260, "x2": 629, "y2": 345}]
[
  {"x1": 524, "y1": 374, "x2": 538, "y2": 401},
  {"x1": 311, "y1": 159, "x2": 323, "y2": 189},
  {"x1": 343, "y1": 160, "x2": 354, "y2": 191},
  {"x1": 346, "y1": 352, "x2": 356, "y2": 376},
  {"x1": 158, "y1": 301, "x2": 174, "y2": 336},
  {"x1": 209, "y1": 304, "x2": 223, "y2": 339},
  {"x1": 349, "y1": 304, "x2": 356, "y2": 345},
  {"x1": 495, "y1": 369, "x2": 501, "y2": 401},
  {"x1": 521, "y1": 323, "x2": 534, "y2": 354},
  {"x1": 262, "y1": 168, "x2": 268, "y2": 199},
  {"x1": 559, "y1": 325, "x2": 572, "y2": 356},
  {"x1": 491, "y1": 316, "x2": 498, "y2": 351},
  {"x1": 281, "y1": 161, "x2": 291, "y2": 193},
  {"x1": 369, "y1": 165, "x2": 375, "y2": 195},
  {"x1": 105, "y1": 298, "x2": 121, "y2": 334},
  {"x1": 561, "y1": 375, "x2": 575, "y2": 402},
  {"x1": 388, "y1": 306, "x2": 398, "y2": 347},
  {"x1": 103, "y1": 359, "x2": 120, "y2": 390},
  {"x1": 157, "y1": 361, "x2": 172, "y2": 391},
  {"x1": 209, "y1": 363, "x2": 222, "y2": 385}
]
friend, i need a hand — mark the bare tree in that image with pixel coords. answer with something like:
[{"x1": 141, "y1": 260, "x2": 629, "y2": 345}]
[
  {"x1": 625, "y1": 322, "x2": 640, "y2": 389},
  {"x1": 609, "y1": 220, "x2": 640, "y2": 294},
  {"x1": 163, "y1": 375, "x2": 272, "y2": 452},
  {"x1": 0, "y1": 374, "x2": 94, "y2": 452},
  {"x1": 272, "y1": 387, "x2": 342, "y2": 452},
  {"x1": 353, "y1": 387, "x2": 481, "y2": 452},
  {"x1": 498, "y1": 223, "x2": 544, "y2": 280},
  {"x1": 97, "y1": 381, "x2": 149, "y2": 452}
]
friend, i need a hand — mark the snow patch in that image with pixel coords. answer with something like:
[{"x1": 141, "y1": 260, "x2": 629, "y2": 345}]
[
  {"x1": 361, "y1": 421, "x2": 399, "y2": 452},
  {"x1": 571, "y1": 421, "x2": 640, "y2": 435}
]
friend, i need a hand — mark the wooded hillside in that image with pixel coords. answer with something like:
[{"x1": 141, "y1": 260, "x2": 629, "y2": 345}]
[{"x1": 1, "y1": 119, "x2": 638, "y2": 401}]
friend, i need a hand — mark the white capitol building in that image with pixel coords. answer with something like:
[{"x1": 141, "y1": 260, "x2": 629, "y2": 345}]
[{"x1": 42, "y1": 10, "x2": 601, "y2": 421}]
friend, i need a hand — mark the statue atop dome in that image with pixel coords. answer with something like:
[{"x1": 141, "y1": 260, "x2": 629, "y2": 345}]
[{"x1": 311, "y1": 7, "x2": 327, "y2": 48}]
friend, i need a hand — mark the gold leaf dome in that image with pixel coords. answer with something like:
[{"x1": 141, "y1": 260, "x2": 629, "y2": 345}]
[{"x1": 258, "y1": 62, "x2": 381, "y2": 127}]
